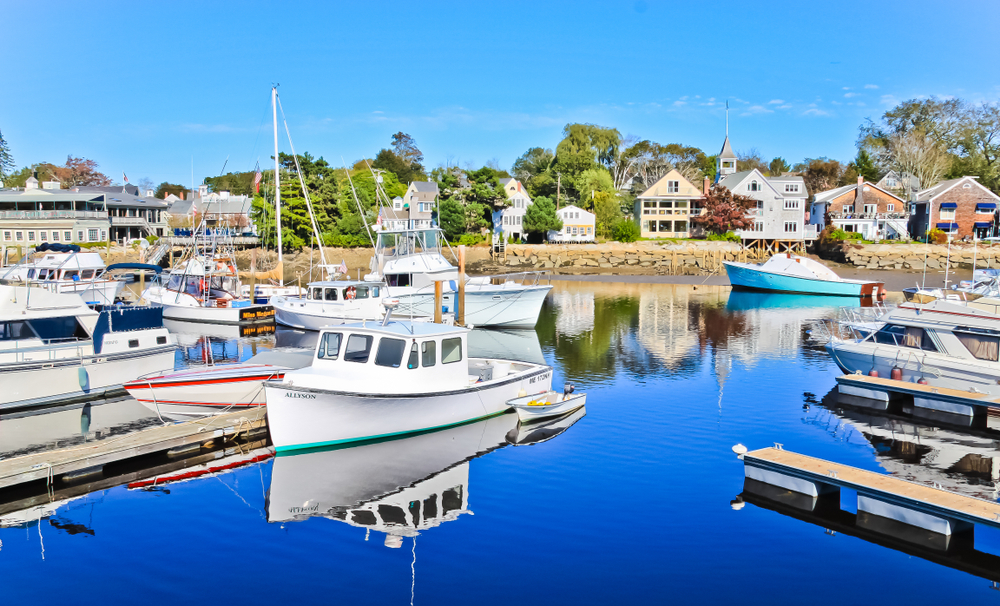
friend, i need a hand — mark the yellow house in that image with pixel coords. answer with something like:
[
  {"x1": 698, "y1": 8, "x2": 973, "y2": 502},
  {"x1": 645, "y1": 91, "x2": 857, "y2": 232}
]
[{"x1": 634, "y1": 170, "x2": 705, "y2": 238}]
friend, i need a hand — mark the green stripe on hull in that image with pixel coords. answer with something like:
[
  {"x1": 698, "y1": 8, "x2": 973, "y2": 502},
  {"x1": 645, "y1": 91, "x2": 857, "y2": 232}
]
[{"x1": 274, "y1": 409, "x2": 512, "y2": 455}]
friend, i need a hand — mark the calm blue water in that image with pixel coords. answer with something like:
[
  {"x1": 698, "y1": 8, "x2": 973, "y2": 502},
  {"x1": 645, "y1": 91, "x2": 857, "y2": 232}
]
[{"x1": 2, "y1": 282, "x2": 998, "y2": 604}]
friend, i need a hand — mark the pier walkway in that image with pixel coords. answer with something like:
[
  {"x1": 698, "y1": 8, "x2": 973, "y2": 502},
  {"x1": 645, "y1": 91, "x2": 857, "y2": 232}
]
[{"x1": 743, "y1": 447, "x2": 1000, "y2": 536}]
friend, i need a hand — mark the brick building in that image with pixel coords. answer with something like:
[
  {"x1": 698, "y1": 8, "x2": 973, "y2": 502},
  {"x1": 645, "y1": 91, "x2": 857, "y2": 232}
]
[
  {"x1": 911, "y1": 176, "x2": 1000, "y2": 240},
  {"x1": 810, "y1": 177, "x2": 909, "y2": 240}
]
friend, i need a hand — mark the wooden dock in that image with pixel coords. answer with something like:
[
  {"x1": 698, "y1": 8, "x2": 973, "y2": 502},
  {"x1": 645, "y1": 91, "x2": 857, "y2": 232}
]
[
  {"x1": 0, "y1": 408, "x2": 267, "y2": 491},
  {"x1": 743, "y1": 446, "x2": 1000, "y2": 536},
  {"x1": 836, "y1": 374, "x2": 1000, "y2": 417}
]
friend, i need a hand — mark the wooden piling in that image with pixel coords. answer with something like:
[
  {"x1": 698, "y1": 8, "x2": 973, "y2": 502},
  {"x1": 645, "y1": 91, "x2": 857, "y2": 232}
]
[
  {"x1": 457, "y1": 245, "x2": 466, "y2": 326},
  {"x1": 434, "y1": 280, "x2": 442, "y2": 324}
]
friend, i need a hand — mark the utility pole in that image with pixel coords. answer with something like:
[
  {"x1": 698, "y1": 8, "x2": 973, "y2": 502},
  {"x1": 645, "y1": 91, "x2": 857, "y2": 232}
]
[{"x1": 556, "y1": 172, "x2": 561, "y2": 210}]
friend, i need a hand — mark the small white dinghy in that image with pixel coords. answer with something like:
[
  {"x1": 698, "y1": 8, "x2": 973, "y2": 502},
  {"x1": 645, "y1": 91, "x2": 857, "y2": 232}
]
[{"x1": 508, "y1": 384, "x2": 586, "y2": 423}]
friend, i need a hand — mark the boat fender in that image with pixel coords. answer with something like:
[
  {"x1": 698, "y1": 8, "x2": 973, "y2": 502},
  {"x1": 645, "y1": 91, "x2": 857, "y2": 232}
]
[
  {"x1": 517, "y1": 389, "x2": 527, "y2": 397},
  {"x1": 868, "y1": 369, "x2": 879, "y2": 378},
  {"x1": 917, "y1": 377, "x2": 929, "y2": 385},
  {"x1": 78, "y1": 366, "x2": 90, "y2": 391},
  {"x1": 890, "y1": 367, "x2": 902, "y2": 381}
]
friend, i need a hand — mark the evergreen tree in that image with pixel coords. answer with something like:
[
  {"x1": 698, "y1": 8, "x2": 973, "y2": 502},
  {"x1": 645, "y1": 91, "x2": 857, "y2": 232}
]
[
  {"x1": 0, "y1": 129, "x2": 14, "y2": 179},
  {"x1": 438, "y1": 197, "x2": 466, "y2": 240},
  {"x1": 522, "y1": 195, "x2": 563, "y2": 242}
]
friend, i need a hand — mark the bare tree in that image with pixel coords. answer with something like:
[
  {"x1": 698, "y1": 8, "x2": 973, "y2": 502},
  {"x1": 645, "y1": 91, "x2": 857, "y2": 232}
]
[
  {"x1": 736, "y1": 148, "x2": 768, "y2": 173},
  {"x1": 608, "y1": 134, "x2": 641, "y2": 191},
  {"x1": 882, "y1": 130, "x2": 951, "y2": 191}
]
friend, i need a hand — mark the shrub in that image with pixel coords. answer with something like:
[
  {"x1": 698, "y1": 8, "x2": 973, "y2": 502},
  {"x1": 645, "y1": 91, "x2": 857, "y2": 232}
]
[
  {"x1": 145, "y1": 235, "x2": 160, "y2": 244},
  {"x1": 927, "y1": 228, "x2": 948, "y2": 245},
  {"x1": 706, "y1": 231, "x2": 740, "y2": 242},
  {"x1": 457, "y1": 233, "x2": 486, "y2": 246},
  {"x1": 612, "y1": 220, "x2": 640, "y2": 243}
]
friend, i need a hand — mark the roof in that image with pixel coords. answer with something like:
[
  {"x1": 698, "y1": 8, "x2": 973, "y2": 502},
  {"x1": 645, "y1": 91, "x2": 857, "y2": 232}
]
[
  {"x1": 72, "y1": 186, "x2": 168, "y2": 208},
  {"x1": 410, "y1": 181, "x2": 439, "y2": 194},
  {"x1": 812, "y1": 180, "x2": 904, "y2": 205},
  {"x1": 719, "y1": 136, "x2": 736, "y2": 160},
  {"x1": 323, "y1": 319, "x2": 469, "y2": 338},
  {"x1": 914, "y1": 176, "x2": 1000, "y2": 203},
  {"x1": 0, "y1": 189, "x2": 104, "y2": 203},
  {"x1": 637, "y1": 169, "x2": 704, "y2": 199},
  {"x1": 717, "y1": 169, "x2": 782, "y2": 198},
  {"x1": 499, "y1": 178, "x2": 514, "y2": 186},
  {"x1": 557, "y1": 204, "x2": 595, "y2": 217}
]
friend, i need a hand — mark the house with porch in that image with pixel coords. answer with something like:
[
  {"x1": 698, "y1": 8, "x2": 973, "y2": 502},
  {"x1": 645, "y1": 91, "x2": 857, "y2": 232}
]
[
  {"x1": 810, "y1": 177, "x2": 909, "y2": 240},
  {"x1": 713, "y1": 135, "x2": 813, "y2": 252},
  {"x1": 167, "y1": 186, "x2": 253, "y2": 235},
  {"x1": 379, "y1": 182, "x2": 440, "y2": 230},
  {"x1": 75, "y1": 184, "x2": 169, "y2": 240},
  {"x1": 634, "y1": 170, "x2": 705, "y2": 238},
  {"x1": 910, "y1": 176, "x2": 1000, "y2": 240},
  {"x1": 0, "y1": 183, "x2": 110, "y2": 252}
]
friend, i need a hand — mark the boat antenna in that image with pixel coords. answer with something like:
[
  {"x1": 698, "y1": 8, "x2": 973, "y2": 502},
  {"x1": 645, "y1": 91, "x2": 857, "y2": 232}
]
[{"x1": 276, "y1": 94, "x2": 327, "y2": 268}]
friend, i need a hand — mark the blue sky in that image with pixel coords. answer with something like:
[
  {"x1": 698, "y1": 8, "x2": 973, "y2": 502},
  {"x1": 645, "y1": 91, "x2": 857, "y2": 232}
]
[{"x1": 2, "y1": 0, "x2": 998, "y2": 188}]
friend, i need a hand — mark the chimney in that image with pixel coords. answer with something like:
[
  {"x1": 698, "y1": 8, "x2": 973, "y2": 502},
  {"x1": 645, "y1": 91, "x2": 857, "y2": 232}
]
[
  {"x1": 703, "y1": 177, "x2": 710, "y2": 195},
  {"x1": 858, "y1": 175, "x2": 864, "y2": 189},
  {"x1": 180, "y1": 191, "x2": 185, "y2": 200}
]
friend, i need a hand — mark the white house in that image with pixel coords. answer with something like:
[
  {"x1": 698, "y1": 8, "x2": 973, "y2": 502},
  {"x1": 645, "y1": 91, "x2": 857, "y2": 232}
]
[
  {"x1": 714, "y1": 136, "x2": 813, "y2": 244},
  {"x1": 495, "y1": 178, "x2": 532, "y2": 241},
  {"x1": 548, "y1": 205, "x2": 595, "y2": 242}
]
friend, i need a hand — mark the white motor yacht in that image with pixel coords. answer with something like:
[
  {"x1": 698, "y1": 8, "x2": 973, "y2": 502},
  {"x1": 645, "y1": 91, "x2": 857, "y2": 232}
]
[
  {"x1": 368, "y1": 228, "x2": 552, "y2": 328},
  {"x1": 826, "y1": 298, "x2": 1000, "y2": 399},
  {"x1": 264, "y1": 314, "x2": 553, "y2": 452},
  {"x1": 141, "y1": 255, "x2": 274, "y2": 325},
  {"x1": 272, "y1": 280, "x2": 387, "y2": 330},
  {"x1": 0, "y1": 244, "x2": 124, "y2": 304},
  {"x1": 0, "y1": 285, "x2": 175, "y2": 410}
]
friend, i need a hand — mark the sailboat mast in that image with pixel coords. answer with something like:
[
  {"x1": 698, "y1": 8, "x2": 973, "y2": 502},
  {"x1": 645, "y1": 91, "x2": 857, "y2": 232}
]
[{"x1": 272, "y1": 86, "x2": 284, "y2": 287}]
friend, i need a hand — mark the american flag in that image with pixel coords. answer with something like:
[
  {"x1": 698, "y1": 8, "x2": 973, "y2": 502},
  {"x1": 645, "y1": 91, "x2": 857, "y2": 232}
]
[
  {"x1": 122, "y1": 172, "x2": 129, "y2": 183},
  {"x1": 253, "y1": 168, "x2": 262, "y2": 193},
  {"x1": 338, "y1": 259, "x2": 348, "y2": 275},
  {"x1": 375, "y1": 210, "x2": 382, "y2": 228}
]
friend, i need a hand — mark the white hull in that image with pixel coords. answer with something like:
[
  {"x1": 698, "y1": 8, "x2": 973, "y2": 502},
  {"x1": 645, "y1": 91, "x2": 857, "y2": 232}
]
[
  {"x1": 509, "y1": 392, "x2": 587, "y2": 422},
  {"x1": 273, "y1": 299, "x2": 380, "y2": 331},
  {"x1": 265, "y1": 362, "x2": 552, "y2": 452},
  {"x1": 142, "y1": 286, "x2": 275, "y2": 325},
  {"x1": 392, "y1": 285, "x2": 552, "y2": 328},
  {"x1": 0, "y1": 345, "x2": 176, "y2": 411},
  {"x1": 827, "y1": 339, "x2": 1000, "y2": 397},
  {"x1": 124, "y1": 364, "x2": 283, "y2": 418}
]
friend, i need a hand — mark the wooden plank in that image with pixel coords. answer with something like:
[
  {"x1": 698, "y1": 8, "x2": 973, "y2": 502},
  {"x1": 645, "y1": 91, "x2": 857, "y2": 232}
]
[
  {"x1": 836, "y1": 374, "x2": 1000, "y2": 404},
  {"x1": 746, "y1": 448, "x2": 1000, "y2": 525},
  {"x1": 0, "y1": 407, "x2": 267, "y2": 490}
]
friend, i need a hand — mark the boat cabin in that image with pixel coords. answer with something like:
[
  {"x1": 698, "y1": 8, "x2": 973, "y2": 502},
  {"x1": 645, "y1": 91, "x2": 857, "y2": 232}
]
[
  {"x1": 162, "y1": 256, "x2": 241, "y2": 300},
  {"x1": 374, "y1": 228, "x2": 459, "y2": 288},
  {"x1": 1, "y1": 251, "x2": 108, "y2": 284},
  {"x1": 306, "y1": 280, "x2": 382, "y2": 302},
  {"x1": 292, "y1": 322, "x2": 478, "y2": 394}
]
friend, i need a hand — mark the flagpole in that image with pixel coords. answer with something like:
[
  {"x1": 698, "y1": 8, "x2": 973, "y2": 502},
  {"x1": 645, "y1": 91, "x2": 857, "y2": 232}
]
[{"x1": 272, "y1": 85, "x2": 283, "y2": 287}]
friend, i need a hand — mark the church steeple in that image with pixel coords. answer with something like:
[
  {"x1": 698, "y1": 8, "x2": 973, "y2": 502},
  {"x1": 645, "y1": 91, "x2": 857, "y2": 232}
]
[{"x1": 716, "y1": 101, "x2": 737, "y2": 181}]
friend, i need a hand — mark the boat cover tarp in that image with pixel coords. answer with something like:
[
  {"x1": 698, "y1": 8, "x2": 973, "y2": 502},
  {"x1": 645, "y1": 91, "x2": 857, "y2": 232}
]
[
  {"x1": 34, "y1": 243, "x2": 81, "y2": 253},
  {"x1": 92, "y1": 305, "x2": 164, "y2": 354},
  {"x1": 106, "y1": 263, "x2": 163, "y2": 274}
]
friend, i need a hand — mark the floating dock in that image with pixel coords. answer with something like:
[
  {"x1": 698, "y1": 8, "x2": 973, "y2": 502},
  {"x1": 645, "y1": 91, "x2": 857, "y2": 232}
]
[
  {"x1": 836, "y1": 374, "x2": 1000, "y2": 418},
  {"x1": 0, "y1": 408, "x2": 267, "y2": 492},
  {"x1": 741, "y1": 446, "x2": 1000, "y2": 540}
]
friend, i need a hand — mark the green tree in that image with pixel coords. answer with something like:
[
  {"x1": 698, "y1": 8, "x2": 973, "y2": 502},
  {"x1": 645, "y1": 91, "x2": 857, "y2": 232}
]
[
  {"x1": 522, "y1": 195, "x2": 562, "y2": 242},
  {"x1": 438, "y1": 197, "x2": 466, "y2": 240},
  {"x1": 373, "y1": 132, "x2": 427, "y2": 184},
  {"x1": 612, "y1": 220, "x2": 640, "y2": 243},
  {"x1": 205, "y1": 171, "x2": 256, "y2": 196},
  {"x1": 849, "y1": 149, "x2": 878, "y2": 182},
  {"x1": 768, "y1": 157, "x2": 790, "y2": 176},
  {"x1": 574, "y1": 168, "x2": 616, "y2": 210},
  {"x1": 155, "y1": 182, "x2": 190, "y2": 198},
  {"x1": 0, "y1": 129, "x2": 14, "y2": 179},
  {"x1": 553, "y1": 123, "x2": 621, "y2": 200},
  {"x1": 593, "y1": 191, "x2": 622, "y2": 238}
]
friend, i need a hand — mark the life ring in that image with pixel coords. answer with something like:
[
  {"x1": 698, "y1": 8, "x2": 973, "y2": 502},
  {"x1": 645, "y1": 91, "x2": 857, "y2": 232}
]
[{"x1": 345, "y1": 286, "x2": 356, "y2": 300}]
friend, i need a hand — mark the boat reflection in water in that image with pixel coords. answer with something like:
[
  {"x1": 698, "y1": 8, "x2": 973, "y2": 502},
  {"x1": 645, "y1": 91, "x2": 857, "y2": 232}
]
[{"x1": 267, "y1": 408, "x2": 584, "y2": 547}]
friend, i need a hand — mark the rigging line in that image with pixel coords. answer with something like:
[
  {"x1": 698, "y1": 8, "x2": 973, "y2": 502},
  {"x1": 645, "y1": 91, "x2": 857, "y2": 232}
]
[
  {"x1": 276, "y1": 95, "x2": 327, "y2": 267},
  {"x1": 247, "y1": 94, "x2": 273, "y2": 172},
  {"x1": 341, "y1": 157, "x2": 376, "y2": 249}
]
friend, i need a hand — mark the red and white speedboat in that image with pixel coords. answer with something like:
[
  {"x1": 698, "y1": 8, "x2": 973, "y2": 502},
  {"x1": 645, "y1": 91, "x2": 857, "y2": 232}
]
[{"x1": 124, "y1": 349, "x2": 313, "y2": 419}]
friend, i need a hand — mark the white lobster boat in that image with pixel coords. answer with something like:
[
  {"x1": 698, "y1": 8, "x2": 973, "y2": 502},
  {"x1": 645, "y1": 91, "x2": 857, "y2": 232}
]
[
  {"x1": 0, "y1": 285, "x2": 175, "y2": 410},
  {"x1": 0, "y1": 245, "x2": 125, "y2": 304},
  {"x1": 264, "y1": 314, "x2": 553, "y2": 453},
  {"x1": 141, "y1": 256, "x2": 274, "y2": 325},
  {"x1": 272, "y1": 280, "x2": 387, "y2": 330},
  {"x1": 123, "y1": 348, "x2": 313, "y2": 418}
]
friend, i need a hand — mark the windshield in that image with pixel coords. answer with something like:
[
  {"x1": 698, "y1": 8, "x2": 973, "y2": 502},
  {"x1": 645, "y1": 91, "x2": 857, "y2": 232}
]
[{"x1": 376, "y1": 230, "x2": 442, "y2": 258}]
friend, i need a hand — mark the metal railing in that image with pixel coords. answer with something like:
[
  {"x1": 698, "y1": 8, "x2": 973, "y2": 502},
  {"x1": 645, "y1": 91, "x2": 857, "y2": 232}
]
[
  {"x1": 0, "y1": 210, "x2": 105, "y2": 220},
  {"x1": 829, "y1": 212, "x2": 910, "y2": 220}
]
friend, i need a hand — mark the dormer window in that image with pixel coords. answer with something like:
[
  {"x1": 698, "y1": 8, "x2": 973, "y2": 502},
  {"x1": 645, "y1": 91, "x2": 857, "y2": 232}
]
[
  {"x1": 749, "y1": 181, "x2": 760, "y2": 192},
  {"x1": 784, "y1": 184, "x2": 799, "y2": 193}
]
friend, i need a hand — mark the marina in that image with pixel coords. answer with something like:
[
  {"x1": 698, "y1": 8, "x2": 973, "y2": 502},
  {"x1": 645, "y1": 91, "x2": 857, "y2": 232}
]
[{"x1": 2, "y1": 280, "x2": 1000, "y2": 604}]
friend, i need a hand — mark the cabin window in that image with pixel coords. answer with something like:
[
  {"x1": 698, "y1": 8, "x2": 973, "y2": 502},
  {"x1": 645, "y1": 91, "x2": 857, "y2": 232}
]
[
  {"x1": 955, "y1": 328, "x2": 1000, "y2": 362},
  {"x1": 311, "y1": 287, "x2": 322, "y2": 300},
  {"x1": 375, "y1": 337, "x2": 406, "y2": 368},
  {"x1": 324, "y1": 288, "x2": 338, "y2": 301},
  {"x1": 128, "y1": 339, "x2": 139, "y2": 348},
  {"x1": 27, "y1": 269, "x2": 36, "y2": 279},
  {"x1": 355, "y1": 286, "x2": 370, "y2": 299},
  {"x1": 318, "y1": 332, "x2": 343, "y2": 359},
  {"x1": 344, "y1": 334, "x2": 373, "y2": 363},
  {"x1": 873, "y1": 324, "x2": 937, "y2": 351},
  {"x1": 38, "y1": 270, "x2": 49, "y2": 280},
  {"x1": 64, "y1": 270, "x2": 79, "y2": 281},
  {"x1": 406, "y1": 343, "x2": 419, "y2": 369},
  {"x1": 81, "y1": 270, "x2": 95, "y2": 280},
  {"x1": 442, "y1": 486, "x2": 463, "y2": 513},
  {"x1": 387, "y1": 274, "x2": 411, "y2": 287},
  {"x1": 351, "y1": 510, "x2": 377, "y2": 526},
  {"x1": 441, "y1": 337, "x2": 462, "y2": 364},
  {"x1": 27, "y1": 317, "x2": 89, "y2": 343},
  {"x1": 422, "y1": 340, "x2": 436, "y2": 367},
  {"x1": 0, "y1": 321, "x2": 34, "y2": 340},
  {"x1": 167, "y1": 275, "x2": 183, "y2": 290}
]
